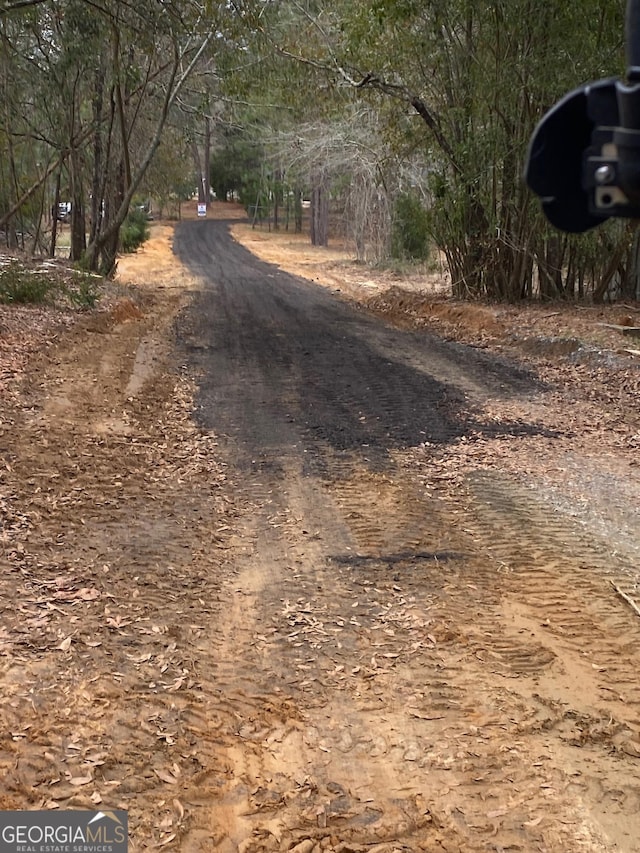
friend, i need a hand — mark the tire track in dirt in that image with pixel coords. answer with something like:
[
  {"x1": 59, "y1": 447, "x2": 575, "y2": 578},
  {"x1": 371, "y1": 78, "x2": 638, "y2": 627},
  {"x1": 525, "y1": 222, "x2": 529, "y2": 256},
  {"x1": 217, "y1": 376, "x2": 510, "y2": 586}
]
[
  {"x1": 178, "y1": 467, "x2": 473, "y2": 852},
  {"x1": 172, "y1": 221, "x2": 639, "y2": 852},
  {"x1": 426, "y1": 467, "x2": 640, "y2": 849},
  {"x1": 179, "y1": 457, "x2": 619, "y2": 852}
]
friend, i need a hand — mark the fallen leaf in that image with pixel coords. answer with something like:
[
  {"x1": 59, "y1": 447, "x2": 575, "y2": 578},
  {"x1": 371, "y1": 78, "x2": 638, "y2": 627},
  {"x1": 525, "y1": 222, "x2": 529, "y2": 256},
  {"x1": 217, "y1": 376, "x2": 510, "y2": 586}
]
[
  {"x1": 154, "y1": 769, "x2": 179, "y2": 785},
  {"x1": 486, "y1": 808, "x2": 507, "y2": 819},
  {"x1": 77, "y1": 588, "x2": 100, "y2": 601},
  {"x1": 68, "y1": 776, "x2": 93, "y2": 787}
]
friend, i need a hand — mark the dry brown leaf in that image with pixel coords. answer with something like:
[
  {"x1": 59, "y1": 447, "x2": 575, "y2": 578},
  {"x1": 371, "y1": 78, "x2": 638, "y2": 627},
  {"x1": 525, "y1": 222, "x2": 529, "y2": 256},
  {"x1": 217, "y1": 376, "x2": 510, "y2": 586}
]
[
  {"x1": 77, "y1": 588, "x2": 100, "y2": 601},
  {"x1": 154, "y1": 769, "x2": 178, "y2": 785},
  {"x1": 486, "y1": 808, "x2": 507, "y2": 819},
  {"x1": 290, "y1": 841, "x2": 315, "y2": 853},
  {"x1": 408, "y1": 710, "x2": 445, "y2": 721},
  {"x1": 68, "y1": 775, "x2": 93, "y2": 787},
  {"x1": 261, "y1": 818, "x2": 284, "y2": 842},
  {"x1": 127, "y1": 652, "x2": 152, "y2": 664}
]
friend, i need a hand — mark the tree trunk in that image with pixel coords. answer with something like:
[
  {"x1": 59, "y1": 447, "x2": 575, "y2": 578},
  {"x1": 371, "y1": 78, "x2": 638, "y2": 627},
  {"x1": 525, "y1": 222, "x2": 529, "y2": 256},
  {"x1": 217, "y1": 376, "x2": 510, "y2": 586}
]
[
  {"x1": 273, "y1": 171, "x2": 279, "y2": 232},
  {"x1": 89, "y1": 64, "x2": 106, "y2": 247},
  {"x1": 50, "y1": 170, "x2": 62, "y2": 259},
  {"x1": 310, "y1": 175, "x2": 329, "y2": 247},
  {"x1": 294, "y1": 188, "x2": 303, "y2": 234},
  {"x1": 538, "y1": 235, "x2": 564, "y2": 300},
  {"x1": 204, "y1": 116, "x2": 211, "y2": 203},
  {"x1": 31, "y1": 175, "x2": 47, "y2": 256},
  {"x1": 69, "y1": 150, "x2": 86, "y2": 262},
  {"x1": 622, "y1": 230, "x2": 640, "y2": 299},
  {"x1": 192, "y1": 116, "x2": 211, "y2": 205},
  {"x1": 6, "y1": 120, "x2": 20, "y2": 249},
  {"x1": 99, "y1": 161, "x2": 125, "y2": 276}
]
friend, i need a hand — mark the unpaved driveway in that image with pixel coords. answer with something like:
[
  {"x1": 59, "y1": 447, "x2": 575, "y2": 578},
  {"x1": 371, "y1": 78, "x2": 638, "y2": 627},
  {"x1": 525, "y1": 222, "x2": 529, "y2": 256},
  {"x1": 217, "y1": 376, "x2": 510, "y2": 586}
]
[{"x1": 1, "y1": 217, "x2": 639, "y2": 852}]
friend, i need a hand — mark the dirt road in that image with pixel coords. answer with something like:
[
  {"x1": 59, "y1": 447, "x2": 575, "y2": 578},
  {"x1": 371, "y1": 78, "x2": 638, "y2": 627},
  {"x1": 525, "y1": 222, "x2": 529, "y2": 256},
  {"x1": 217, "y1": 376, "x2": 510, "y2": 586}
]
[{"x1": 1, "y1": 217, "x2": 640, "y2": 852}]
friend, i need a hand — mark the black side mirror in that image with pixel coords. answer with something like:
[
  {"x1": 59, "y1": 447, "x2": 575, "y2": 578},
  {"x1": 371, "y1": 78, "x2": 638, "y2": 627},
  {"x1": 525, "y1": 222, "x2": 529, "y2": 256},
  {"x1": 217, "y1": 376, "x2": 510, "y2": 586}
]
[{"x1": 525, "y1": 0, "x2": 640, "y2": 232}]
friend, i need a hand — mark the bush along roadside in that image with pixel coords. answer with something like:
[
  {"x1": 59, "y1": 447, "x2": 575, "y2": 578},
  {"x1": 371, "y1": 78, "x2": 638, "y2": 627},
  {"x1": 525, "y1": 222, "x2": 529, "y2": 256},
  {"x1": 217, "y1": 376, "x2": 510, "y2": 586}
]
[
  {"x1": 120, "y1": 208, "x2": 151, "y2": 254},
  {"x1": 0, "y1": 261, "x2": 101, "y2": 309}
]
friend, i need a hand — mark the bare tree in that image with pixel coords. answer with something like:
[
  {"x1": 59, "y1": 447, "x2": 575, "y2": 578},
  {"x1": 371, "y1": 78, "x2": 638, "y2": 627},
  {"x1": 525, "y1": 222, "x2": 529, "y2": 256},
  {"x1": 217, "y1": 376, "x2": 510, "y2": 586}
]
[
  {"x1": 269, "y1": 109, "x2": 427, "y2": 261},
  {"x1": 0, "y1": 0, "x2": 219, "y2": 273}
]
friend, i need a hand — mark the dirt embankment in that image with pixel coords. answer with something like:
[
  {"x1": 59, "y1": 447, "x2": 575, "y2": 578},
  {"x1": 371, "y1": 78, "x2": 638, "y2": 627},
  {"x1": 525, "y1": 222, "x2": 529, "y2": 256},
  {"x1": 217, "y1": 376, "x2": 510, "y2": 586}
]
[{"x1": 0, "y1": 223, "x2": 238, "y2": 847}]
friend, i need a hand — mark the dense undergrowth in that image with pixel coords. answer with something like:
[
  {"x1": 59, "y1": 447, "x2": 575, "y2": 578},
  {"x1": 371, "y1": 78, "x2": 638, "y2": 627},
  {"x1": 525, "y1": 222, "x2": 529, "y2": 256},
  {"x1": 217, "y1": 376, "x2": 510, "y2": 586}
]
[{"x1": 0, "y1": 261, "x2": 101, "y2": 309}]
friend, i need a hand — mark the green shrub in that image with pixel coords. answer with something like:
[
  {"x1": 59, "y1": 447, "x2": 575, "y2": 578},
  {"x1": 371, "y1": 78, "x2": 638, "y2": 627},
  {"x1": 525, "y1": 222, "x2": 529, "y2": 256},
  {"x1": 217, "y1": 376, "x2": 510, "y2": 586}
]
[
  {"x1": 392, "y1": 192, "x2": 431, "y2": 261},
  {"x1": 120, "y1": 208, "x2": 150, "y2": 254},
  {"x1": 0, "y1": 262, "x2": 101, "y2": 308},
  {"x1": 62, "y1": 272, "x2": 101, "y2": 308},
  {"x1": 0, "y1": 264, "x2": 52, "y2": 304}
]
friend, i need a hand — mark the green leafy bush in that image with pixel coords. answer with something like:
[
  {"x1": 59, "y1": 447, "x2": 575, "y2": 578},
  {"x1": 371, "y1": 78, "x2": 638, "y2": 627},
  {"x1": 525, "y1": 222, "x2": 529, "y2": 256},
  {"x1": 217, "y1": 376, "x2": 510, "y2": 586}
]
[
  {"x1": 392, "y1": 192, "x2": 431, "y2": 261},
  {"x1": 120, "y1": 208, "x2": 150, "y2": 254},
  {"x1": 62, "y1": 272, "x2": 101, "y2": 308},
  {"x1": 0, "y1": 264, "x2": 52, "y2": 304},
  {"x1": 0, "y1": 262, "x2": 101, "y2": 308}
]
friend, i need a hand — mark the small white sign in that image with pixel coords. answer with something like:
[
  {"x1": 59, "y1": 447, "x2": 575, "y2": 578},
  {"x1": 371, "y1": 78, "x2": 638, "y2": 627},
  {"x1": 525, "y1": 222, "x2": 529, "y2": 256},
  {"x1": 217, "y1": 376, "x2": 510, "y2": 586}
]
[{"x1": 197, "y1": 203, "x2": 207, "y2": 217}]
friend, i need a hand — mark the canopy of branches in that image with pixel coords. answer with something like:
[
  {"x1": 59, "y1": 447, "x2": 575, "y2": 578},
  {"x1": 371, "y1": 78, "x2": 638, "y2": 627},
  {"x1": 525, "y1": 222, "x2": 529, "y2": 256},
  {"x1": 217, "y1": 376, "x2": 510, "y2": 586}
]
[{"x1": 0, "y1": 0, "x2": 634, "y2": 300}]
